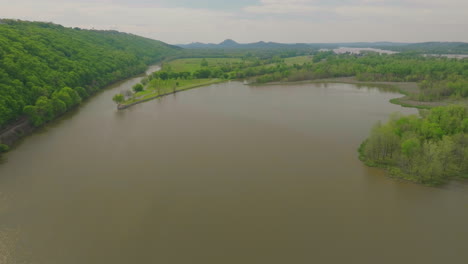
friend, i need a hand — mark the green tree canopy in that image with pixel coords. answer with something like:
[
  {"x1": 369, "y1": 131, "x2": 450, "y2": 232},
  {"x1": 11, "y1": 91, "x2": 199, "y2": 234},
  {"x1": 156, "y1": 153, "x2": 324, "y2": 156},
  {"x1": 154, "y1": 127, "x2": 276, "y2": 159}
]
[
  {"x1": 132, "y1": 83, "x2": 144, "y2": 93},
  {"x1": 112, "y1": 93, "x2": 125, "y2": 104},
  {"x1": 0, "y1": 19, "x2": 179, "y2": 128},
  {"x1": 360, "y1": 105, "x2": 468, "y2": 185}
]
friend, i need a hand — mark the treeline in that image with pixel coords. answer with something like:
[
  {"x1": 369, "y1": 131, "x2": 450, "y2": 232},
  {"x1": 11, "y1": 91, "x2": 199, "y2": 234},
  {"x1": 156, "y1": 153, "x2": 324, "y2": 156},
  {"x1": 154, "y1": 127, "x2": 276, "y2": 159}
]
[
  {"x1": 150, "y1": 57, "x2": 288, "y2": 81},
  {"x1": 359, "y1": 105, "x2": 468, "y2": 185},
  {"x1": 172, "y1": 47, "x2": 314, "y2": 60},
  {"x1": 253, "y1": 52, "x2": 468, "y2": 101},
  {"x1": 116, "y1": 57, "x2": 287, "y2": 105},
  {"x1": 0, "y1": 19, "x2": 178, "y2": 128},
  {"x1": 377, "y1": 42, "x2": 468, "y2": 55}
]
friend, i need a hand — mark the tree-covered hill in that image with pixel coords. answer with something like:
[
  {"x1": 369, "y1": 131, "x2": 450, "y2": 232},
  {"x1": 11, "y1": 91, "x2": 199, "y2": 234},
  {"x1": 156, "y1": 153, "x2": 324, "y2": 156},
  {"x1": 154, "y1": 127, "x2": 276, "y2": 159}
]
[{"x1": 0, "y1": 19, "x2": 179, "y2": 128}]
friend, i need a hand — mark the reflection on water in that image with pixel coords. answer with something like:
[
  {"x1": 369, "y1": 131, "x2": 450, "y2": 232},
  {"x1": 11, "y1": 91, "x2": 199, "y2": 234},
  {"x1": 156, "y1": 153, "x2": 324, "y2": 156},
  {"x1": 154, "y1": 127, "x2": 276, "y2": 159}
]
[
  {"x1": 0, "y1": 77, "x2": 467, "y2": 264},
  {"x1": 0, "y1": 228, "x2": 20, "y2": 264},
  {"x1": 320, "y1": 47, "x2": 398, "y2": 55}
]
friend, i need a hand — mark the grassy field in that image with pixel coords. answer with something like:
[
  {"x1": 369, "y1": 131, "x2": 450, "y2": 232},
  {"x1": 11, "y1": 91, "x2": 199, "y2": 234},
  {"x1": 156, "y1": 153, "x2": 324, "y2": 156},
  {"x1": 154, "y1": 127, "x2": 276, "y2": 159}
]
[
  {"x1": 164, "y1": 56, "x2": 313, "y2": 72},
  {"x1": 284, "y1": 56, "x2": 313, "y2": 65},
  {"x1": 123, "y1": 78, "x2": 224, "y2": 105},
  {"x1": 163, "y1": 58, "x2": 243, "y2": 72},
  {"x1": 121, "y1": 58, "x2": 244, "y2": 106}
]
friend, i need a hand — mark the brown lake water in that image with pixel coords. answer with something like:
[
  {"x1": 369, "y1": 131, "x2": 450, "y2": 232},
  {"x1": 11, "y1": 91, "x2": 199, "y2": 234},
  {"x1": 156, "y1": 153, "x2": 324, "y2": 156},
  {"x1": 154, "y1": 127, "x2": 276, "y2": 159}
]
[{"x1": 0, "y1": 69, "x2": 467, "y2": 264}]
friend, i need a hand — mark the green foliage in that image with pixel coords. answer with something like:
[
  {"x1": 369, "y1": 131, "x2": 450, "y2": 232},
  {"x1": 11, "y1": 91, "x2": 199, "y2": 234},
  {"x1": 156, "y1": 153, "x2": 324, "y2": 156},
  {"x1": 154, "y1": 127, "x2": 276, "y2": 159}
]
[
  {"x1": 200, "y1": 58, "x2": 209, "y2": 67},
  {"x1": 0, "y1": 19, "x2": 178, "y2": 128},
  {"x1": 132, "y1": 83, "x2": 144, "y2": 93},
  {"x1": 193, "y1": 69, "x2": 212, "y2": 78},
  {"x1": 0, "y1": 144, "x2": 9, "y2": 153},
  {"x1": 23, "y1": 105, "x2": 43, "y2": 127},
  {"x1": 52, "y1": 97, "x2": 67, "y2": 115},
  {"x1": 112, "y1": 93, "x2": 125, "y2": 104},
  {"x1": 172, "y1": 46, "x2": 314, "y2": 61},
  {"x1": 74, "y1": 87, "x2": 88, "y2": 99},
  {"x1": 401, "y1": 138, "x2": 420, "y2": 157},
  {"x1": 35, "y1": 96, "x2": 55, "y2": 122},
  {"x1": 121, "y1": 56, "x2": 315, "y2": 106},
  {"x1": 162, "y1": 58, "x2": 243, "y2": 73},
  {"x1": 377, "y1": 42, "x2": 468, "y2": 55},
  {"x1": 121, "y1": 78, "x2": 223, "y2": 106},
  {"x1": 252, "y1": 52, "x2": 468, "y2": 102},
  {"x1": 360, "y1": 105, "x2": 468, "y2": 185}
]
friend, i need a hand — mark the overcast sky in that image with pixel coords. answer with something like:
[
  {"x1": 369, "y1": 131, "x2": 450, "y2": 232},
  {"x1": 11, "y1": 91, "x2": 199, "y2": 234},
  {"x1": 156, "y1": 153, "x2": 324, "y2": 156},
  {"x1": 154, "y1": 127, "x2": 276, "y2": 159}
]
[{"x1": 1, "y1": 0, "x2": 467, "y2": 44}]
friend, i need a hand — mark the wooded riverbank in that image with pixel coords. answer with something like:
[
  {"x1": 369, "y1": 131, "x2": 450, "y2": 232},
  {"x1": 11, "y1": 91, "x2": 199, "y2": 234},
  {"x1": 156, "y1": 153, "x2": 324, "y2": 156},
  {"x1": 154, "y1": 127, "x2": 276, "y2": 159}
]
[{"x1": 0, "y1": 65, "x2": 162, "y2": 156}]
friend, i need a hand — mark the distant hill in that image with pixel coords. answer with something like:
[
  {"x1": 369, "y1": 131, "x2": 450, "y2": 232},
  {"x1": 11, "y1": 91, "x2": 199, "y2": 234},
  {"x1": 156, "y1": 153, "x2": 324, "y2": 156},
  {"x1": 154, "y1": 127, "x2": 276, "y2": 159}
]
[
  {"x1": 177, "y1": 40, "x2": 468, "y2": 54},
  {"x1": 177, "y1": 39, "x2": 316, "y2": 50},
  {"x1": 177, "y1": 40, "x2": 410, "y2": 49},
  {"x1": 0, "y1": 19, "x2": 179, "y2": 128},
  {"x1": 219, "y1": 39, "x2": 239, "y2": 47}
]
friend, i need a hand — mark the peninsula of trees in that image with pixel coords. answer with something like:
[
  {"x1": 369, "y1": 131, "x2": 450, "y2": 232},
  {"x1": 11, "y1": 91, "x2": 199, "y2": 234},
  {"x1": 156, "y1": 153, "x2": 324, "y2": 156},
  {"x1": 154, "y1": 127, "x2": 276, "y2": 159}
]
[{"x1": 359, "y1": 106, "x2": 467, "y2": 185}]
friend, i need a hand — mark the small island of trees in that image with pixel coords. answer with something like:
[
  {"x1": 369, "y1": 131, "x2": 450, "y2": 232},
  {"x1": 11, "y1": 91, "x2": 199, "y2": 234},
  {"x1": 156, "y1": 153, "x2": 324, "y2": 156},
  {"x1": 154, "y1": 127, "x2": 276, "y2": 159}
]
[{"x1": 359, "y1": 105, "x2": 468, "y2": 185}]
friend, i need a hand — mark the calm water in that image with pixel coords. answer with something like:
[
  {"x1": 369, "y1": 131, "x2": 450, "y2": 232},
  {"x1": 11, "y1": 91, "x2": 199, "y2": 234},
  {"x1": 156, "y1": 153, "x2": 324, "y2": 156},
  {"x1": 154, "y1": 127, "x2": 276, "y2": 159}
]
[
  {"x1": 0, "y1": 70, "x2": 467, "y2": 264},
  {"x1": 336, "y1": 47, "x2": 398, "y2": 54},
  {"x1": 320, "y1": 47, "x2": 398, "y2": 55}
]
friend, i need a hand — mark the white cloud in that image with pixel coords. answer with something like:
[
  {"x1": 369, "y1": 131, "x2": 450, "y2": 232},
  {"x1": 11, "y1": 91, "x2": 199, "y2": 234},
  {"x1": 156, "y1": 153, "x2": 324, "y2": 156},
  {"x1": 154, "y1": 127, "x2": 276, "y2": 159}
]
[
  {"x1": 0, "y1": 0, "x2": 467, "y2": 43},
  {"x1": 0, "y1": 0, "x2": 236, "y2": 43},
  {"x1": 244, "y1": 0, "x2": 322, "y2": 14}
]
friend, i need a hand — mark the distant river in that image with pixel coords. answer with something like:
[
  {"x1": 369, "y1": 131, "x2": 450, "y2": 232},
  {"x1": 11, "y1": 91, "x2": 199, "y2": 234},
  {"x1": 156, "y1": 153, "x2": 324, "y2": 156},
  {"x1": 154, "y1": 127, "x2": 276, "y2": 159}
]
[
  {"x1": 320, "y1": 47, "x2": 398, "y2": 55},
  {"x1": 0, "y1": 67, "x2": 467, "y2": 264}
]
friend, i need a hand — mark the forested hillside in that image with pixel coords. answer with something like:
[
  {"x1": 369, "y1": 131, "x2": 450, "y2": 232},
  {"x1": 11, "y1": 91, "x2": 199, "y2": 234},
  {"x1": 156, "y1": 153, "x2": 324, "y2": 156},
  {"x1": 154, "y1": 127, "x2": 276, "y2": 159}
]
[{"x1": 0, "y1": 19, "x2": 178, "y2": 128}]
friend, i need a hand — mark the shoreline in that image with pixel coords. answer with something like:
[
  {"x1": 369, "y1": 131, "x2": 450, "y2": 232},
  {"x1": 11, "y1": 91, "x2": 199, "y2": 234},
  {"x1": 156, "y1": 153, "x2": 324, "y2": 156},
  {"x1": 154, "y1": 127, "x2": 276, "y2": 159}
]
[
  {"x1": 0, "y1": 64, "x2": 161, "y2": 154},
  {"x1": 257, "y1": 77, "x2": 468, "y2": 186},
  {"x1": 254, "y1": 76, "x2": 467, "y2": 109},
  {"x1": 117, "y1": 79, "x2": 227, "y2": 110},
  {"x1": 119, "y1": 75, "x2": 468, "y2": 111},
  {"x1": 3, "y1": 72, "x2": 465, "y2": 159}
]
